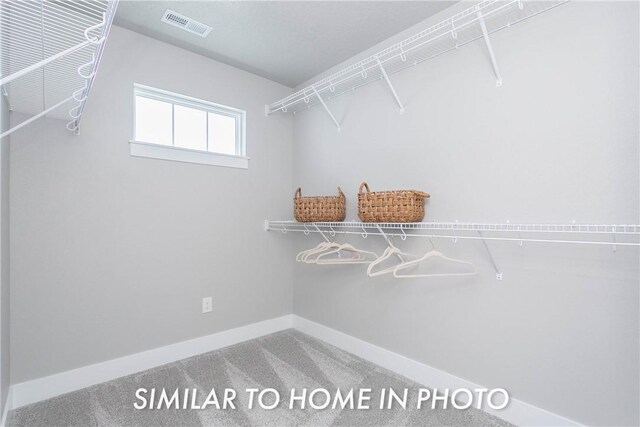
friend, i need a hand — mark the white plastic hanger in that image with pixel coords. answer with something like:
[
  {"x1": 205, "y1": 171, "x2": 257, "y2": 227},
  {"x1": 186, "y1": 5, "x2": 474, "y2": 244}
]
[
  {"x1": 297, "y1": 241, "x2": 332, "y2": 262},
  {"x1": 302, "y1": 241, "x2": 366, "y2": 264},
  {"x1": 367, "y1": 245, "x2": 418, "y2": 277},
  {"x1": 301, "y1": 242, "x2": 344, "y2": 263},
  {"x1": 315, "y1": 243, "x2": 378, "y2": 264},
  {"x1": 392, "y1": 246, "x2": 477, "y2": 278}
]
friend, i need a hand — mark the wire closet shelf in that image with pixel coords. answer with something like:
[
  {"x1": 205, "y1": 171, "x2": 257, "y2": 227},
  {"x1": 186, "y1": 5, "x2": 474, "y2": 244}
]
[
  {"x1": 0, "y1": 0, "x2": 119, "y2": 139},
  {"x1": 265, "y1": 0, "x2": 569, "y2": 119},
  {"x1": 265, "y1": 221, "x2": 640, "y2": 247}
]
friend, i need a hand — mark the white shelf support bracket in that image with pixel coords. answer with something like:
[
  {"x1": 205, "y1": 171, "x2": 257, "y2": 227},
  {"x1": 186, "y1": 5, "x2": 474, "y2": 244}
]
[
  {"x1": 517, "y1": 225, "x2": 523, "y2": 247},
  {"x1": 313, "y1": 223, "x2": 331, "y2": 243},
  {"x1": 376, "y1": 57, "x2": 405, "y2": 114},
  {"x1": 477, "y1": 11, "x2": 503, "y2": 87},
  {"x1": 1, "y1": 86, "x2": 12, "y2": 111},
  {"x1": 312, "y1": 87, "x2": 341, "y2": 131},
  {"x1": 478, "y1": 230, "x2": 503, "y2": 280}
]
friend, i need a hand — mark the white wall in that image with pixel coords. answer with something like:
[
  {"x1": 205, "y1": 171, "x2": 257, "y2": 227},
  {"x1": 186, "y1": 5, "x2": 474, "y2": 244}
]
[
  {"x1": 0, "y1": 83, "x2": 11, "y2": 416},
  {"x1": 9, "y1": 26, "x2": 294, "y2": 383},
  {"x1": 291, "y1": 1, "x2": 639, "y2": 426}
]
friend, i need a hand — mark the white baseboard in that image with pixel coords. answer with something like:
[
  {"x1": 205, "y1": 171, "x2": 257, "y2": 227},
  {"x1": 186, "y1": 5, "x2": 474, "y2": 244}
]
[
  {"x1": 1, "y1": 386, "x2": 13, "y2": 427},
  {"x1": 8, "y1": 313, "x2": 581, "y2": 426},
  {"x1": 11, "y1": 315, "x2": 294, "y2": 410},
  {"x1": 292, "y1": 315, "x2": 582, "y2": 427}
]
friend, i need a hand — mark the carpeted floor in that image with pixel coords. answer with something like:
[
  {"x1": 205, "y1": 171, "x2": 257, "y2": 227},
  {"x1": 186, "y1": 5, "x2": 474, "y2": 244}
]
[{"x1": 7, "y1": 329, "x2": 512, "y2": 426}]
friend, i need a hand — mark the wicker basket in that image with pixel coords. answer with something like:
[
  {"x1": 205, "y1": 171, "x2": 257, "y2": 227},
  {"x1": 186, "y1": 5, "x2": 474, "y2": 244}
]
[
  {"x1": 358, "y1": 182, "x2": 430, "y2": 223},
  {"x1": 294, "y1": 187, "x2": 346, "y2": 222}
]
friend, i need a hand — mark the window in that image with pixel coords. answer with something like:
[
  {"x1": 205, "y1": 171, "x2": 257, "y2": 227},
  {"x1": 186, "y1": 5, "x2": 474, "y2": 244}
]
[{"x1": 131, "y1": 84, "x2": 247, "y2": 168}]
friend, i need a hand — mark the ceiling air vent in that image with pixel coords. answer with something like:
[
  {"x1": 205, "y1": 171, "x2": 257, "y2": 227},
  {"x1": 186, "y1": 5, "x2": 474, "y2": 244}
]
[{"x1": 161, "y1": 9, "x2": 212, "y2": 38}]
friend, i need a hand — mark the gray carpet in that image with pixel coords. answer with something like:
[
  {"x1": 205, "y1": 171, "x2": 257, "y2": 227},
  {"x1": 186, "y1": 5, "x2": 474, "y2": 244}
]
[{"x1": 7, "y1": 329, "x2": 512, "y2": 426}]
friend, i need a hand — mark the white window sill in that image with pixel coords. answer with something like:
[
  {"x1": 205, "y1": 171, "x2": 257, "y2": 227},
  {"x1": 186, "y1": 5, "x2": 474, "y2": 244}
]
[{"x1": 129, "y1": 141, "x2": 249, "y2": 169}]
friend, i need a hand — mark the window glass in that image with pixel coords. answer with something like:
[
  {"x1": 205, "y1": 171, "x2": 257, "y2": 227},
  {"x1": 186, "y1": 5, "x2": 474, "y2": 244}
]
[
  {"x1": 135, "y1": 96, "x2": 172, "y2": 146},
  {"x1": 133, "y1": 84, "x2": 245, "y2": 160},
  {"x1": 208, "y1": 113, "x2": 237, "y2": 155},
  {"x1": 174, "y1": 105, "x2": 206, "y2": 151}
]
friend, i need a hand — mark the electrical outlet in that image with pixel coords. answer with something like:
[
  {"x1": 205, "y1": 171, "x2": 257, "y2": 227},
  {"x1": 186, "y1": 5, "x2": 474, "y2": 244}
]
[{"x1": 202, "y1": 297, "x2": 212, "y2": 313}]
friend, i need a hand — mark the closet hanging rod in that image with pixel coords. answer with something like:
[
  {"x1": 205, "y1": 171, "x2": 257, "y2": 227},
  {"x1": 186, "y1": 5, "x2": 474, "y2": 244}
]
[
  {"x1": 0, "y1": 96, "x2": 73, "y2": 140},
  {"x1": 265, "y1": 0, "x2": 569, "y2": 118}
]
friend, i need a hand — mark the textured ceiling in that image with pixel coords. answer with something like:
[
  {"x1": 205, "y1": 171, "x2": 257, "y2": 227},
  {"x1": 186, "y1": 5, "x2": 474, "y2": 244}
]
[{"x1": 114, "y1": 1, "x2": 457, "y2": 87}]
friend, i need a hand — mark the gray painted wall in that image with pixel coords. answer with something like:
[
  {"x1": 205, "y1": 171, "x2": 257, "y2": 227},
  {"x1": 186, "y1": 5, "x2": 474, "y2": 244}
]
[
  {"x1": 0, "y1": 84, "x2": 10, "y2": 416},
  {"x1": 9, "y1": 26, "x2": 294, "y2": 382},
  {"x1": 291, "y1": 2, "x2": 639, "y2": 426}
]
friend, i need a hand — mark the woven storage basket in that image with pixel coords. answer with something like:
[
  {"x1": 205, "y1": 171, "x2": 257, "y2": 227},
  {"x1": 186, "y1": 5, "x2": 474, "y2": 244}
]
[
  {"x1": 294, "y1": 187, "x2": 346, "y2": 222},
  {"x1": 358, "y1": 182, "x2": 430, "y2": 223}
]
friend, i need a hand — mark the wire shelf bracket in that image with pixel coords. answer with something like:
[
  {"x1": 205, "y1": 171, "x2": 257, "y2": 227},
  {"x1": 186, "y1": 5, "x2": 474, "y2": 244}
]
[
  {"x1": 1, "y1": 86, "x2": 12, "y2": 111},
  {"x1": 314, "y1": 223, "x2": 331, "y2": 243},
  {"x1": 313, "y1": 86, "x2": 341, "y2": 131},
  {"x1": 376, "y1": 56, "x2": 405, "y2": 114},
  {"x1": 477, "y1": 10, "x2": 503, "y2": 87},
  {"x1": 478, "y1": 230, "x2": 503, "y2": 279}
]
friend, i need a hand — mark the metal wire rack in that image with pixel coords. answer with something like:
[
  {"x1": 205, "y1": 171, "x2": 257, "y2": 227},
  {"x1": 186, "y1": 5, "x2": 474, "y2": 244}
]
[
  {"x1": 265, "y1": 0, "x2": 569, "y2": 128},
  {"x1": 266, "y1": 221, "x2": 640, "y2": 247},
  {"x1": 0, "y1": 0, "x2": 119, "y2": 139}
]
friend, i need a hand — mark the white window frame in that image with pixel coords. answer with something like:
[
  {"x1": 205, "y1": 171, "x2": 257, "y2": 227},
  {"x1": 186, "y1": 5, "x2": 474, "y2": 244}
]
[{"x1": 130, "y1": 83, "x2": 248, "y2": 169}]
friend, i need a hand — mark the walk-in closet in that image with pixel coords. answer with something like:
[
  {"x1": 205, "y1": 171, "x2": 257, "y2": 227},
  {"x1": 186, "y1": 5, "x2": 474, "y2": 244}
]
[{"x1": 0, "y1": 1, "x2": 638, "y2": 426}]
